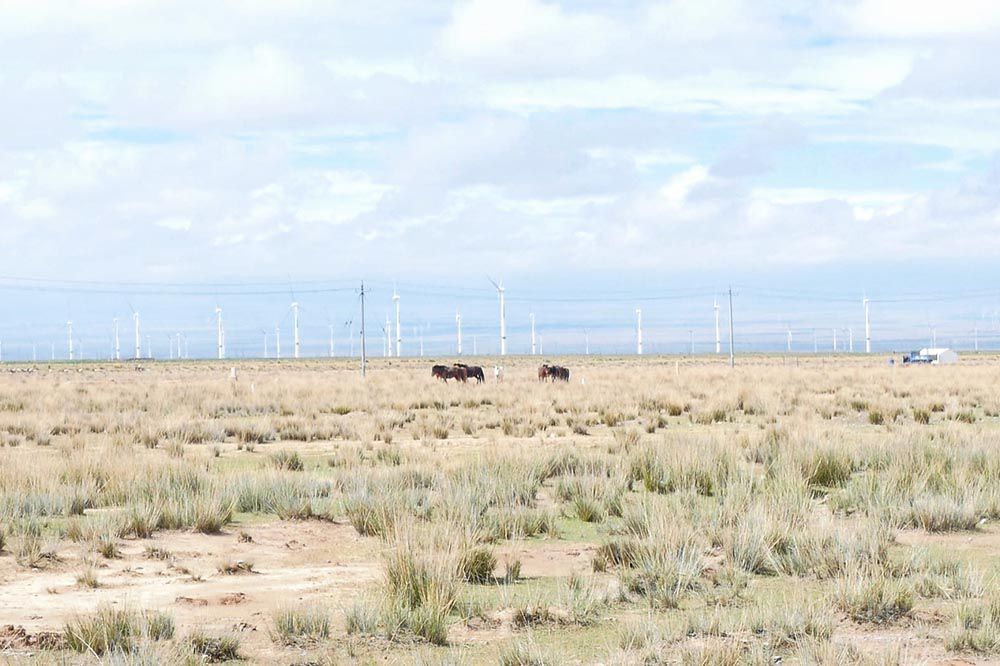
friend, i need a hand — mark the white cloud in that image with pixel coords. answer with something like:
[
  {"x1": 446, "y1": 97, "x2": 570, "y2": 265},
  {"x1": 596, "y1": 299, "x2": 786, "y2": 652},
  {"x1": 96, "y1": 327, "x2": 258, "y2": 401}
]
[
  {"x1": 843, "y1": 0, "x2": 1000, "y2": 38},
  {"x1": 441, "y1": 0, "x2": 616, "y2": 69},
  {"x1": 156, "y1": 216, "x2": 193, "y2": 231}
]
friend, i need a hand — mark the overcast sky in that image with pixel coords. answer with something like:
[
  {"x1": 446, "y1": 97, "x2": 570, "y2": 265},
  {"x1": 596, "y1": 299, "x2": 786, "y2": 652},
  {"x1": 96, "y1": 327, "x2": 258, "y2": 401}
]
[{"x1": 1, "y1": 1, "x2": 999, "y2": 356}]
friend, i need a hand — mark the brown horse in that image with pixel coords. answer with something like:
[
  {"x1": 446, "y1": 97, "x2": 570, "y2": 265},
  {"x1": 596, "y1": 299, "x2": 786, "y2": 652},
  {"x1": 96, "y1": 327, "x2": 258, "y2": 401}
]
[
  {"x1": 455, "y1": 363, "x2": 484, "y2": 383},
  {"x1": 538, "y1": 364, "x2": 550, "y2": 381},
  {"x1": 432, "y1": 365, "x2": 450, "y2": 380},
  {"x1": 446, "y1": 366, "x2": 468, "y2": 383}
]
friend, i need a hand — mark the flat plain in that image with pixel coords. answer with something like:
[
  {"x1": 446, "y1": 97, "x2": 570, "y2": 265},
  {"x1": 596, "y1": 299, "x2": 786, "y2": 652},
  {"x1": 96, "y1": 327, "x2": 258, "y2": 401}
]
[{"x1": 1, "y1": 355, "x2": 1000, "y2": 665}]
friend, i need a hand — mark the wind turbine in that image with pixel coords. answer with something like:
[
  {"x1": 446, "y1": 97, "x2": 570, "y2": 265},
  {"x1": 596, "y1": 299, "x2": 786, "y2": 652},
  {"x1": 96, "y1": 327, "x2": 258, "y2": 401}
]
[
  {"x1": 787, "y1": 327, "x2": 792, "y2": 352},
  {"x1": 393, "y1": 289, "x2": 401, "y2": 357},
  {"x1": 133, "y1": 311, "x2": 141, "y2": 359},
  {"x1": 113, "y1": 318, "x2": 120, "y2": 361},
  {"x1": 455, "y1": 312, "x2": 462, "y2": 355},
  {"x1": 329, "y1": 324, "x2": 335, "y2": 358},
  {"x1": 292, "y1": 301, "x2": 300, "y2": 359},
  {"x1": 530, "y1": 313, "x2": 536, "y2": 355},
  {"x1": 67, "y1": 321, "x2": 74, "y2": 361},
  {"x1": 275, "y1": 324, "x2": 281, "y2": 359},
  {"x1": 488, "y1": 277, "x2": 506, "y2": 356},
  {"x1": 714, "y1": 299, "x2": 721, "y2": 354},
  {"x1": 635, "y1": 308, "x2": 643, "y2": 355},
  {"x1": 215, "y1": 307, "x2": 225, "y2": 360},
  {"x1": 863, "y1": 296, "x2": 871, "y2": 353},
  {"x1": 262, "y1": 329, "x2": 269, "y2": 358}
]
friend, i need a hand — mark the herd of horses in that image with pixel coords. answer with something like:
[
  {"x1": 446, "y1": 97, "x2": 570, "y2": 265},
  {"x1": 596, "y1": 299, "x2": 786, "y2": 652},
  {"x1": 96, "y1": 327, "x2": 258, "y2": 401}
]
[
  {"x1": 431, "y1": 363, "x2": 485, "y2": 383},
  {"x1": 538, "y1": 364, "x2": 570, "y2": 382},
  {"x1": 431, "y1": 362, "x2": 569, "y2": 383}
]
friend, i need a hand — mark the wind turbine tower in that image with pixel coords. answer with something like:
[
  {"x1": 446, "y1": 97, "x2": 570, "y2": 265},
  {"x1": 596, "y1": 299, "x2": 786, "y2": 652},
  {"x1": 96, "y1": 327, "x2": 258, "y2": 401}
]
[
  {"x1": 714, "y1": 299, "x2": 721, "y2": 354},
  {"x1": 133, "y1": 313, "x2": 141, "y2": 359},
  {"x1": 275, "y1": 325, "x2": 281, "y2": 359},
  {"x1": 114, "y1": 318, "x2": 121, "y2": 361},
  {"x1": 489, "y1": 279, "x2": 506, "y2": 356},
  {"x1": 393, "y1": 290, "x2": 401, "y2": 357},
  {"x1": 67, "y1": 321, "x2": 74, "y2": 361},
  {"x1": 456, "y1": 313, "x2": 462, "y2": 355},
  {"x1": 635, "y1": 308, "x2": 643, "y2": 355},
  {"x1": 329, "y1": 324, "x2": 335, "y2": 358},
  {"x1": 833, "y1": 328, "x2": 838, "y2": 352},
  {"x1": 864, "y1": 297, "x2": 871, "y2": 353},
  {"x1": 292, "y1": 301, "x2": 300, "y2": 359},
  {"x1": 530, "y1": 313, "x2": 536, "y2": 355},
  {"x1": 216, "y1": 307, "x2": 225, "y2": 360},
  {"x1": 787, "y1": 328, "x2": 792, "y2": 352}
]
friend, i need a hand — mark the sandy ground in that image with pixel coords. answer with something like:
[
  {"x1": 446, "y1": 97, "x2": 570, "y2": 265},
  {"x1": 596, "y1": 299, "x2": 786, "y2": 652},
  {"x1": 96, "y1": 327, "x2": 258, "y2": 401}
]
[{"x1": 0, "y1": 520, "x2": 378, "y2": 661}]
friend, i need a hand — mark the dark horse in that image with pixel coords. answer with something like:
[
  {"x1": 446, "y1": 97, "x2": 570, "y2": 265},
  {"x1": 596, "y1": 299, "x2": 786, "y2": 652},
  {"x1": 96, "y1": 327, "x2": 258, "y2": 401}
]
[
  {"x1": 540, "y1": 364, "x2": 569, "y2": 382},
  {"x1": 432, "y1": 365, "x2": 450, "y2": 380},
  {"x1": 454, "y1": 363, "x2": 485, "y2": 383},
  {"x1": 445, "y1": 366, "x2": 468, "y2": 382}
]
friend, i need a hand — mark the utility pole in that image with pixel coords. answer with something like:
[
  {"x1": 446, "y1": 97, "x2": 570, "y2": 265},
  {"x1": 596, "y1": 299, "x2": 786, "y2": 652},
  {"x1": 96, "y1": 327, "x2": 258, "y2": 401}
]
[
  {"x1": 635, "y1": 308, "x2": 643, "y2": 355},
  {"x1": 360, "y1": 282, "x2": 367, "y2": 377},
  {"x1": 530, "y1": 313, "x2": 536, "y2": 355},
  {"x1": 292, "y1": 301, "x2": 300, "y2": 359},
  {"x1": 456, "y1": 313, "x2": 462, "y2": 355},
  {"x1": 864, "y1": 297, "x2": 871, "y2": 353},
  {"x1": 114, "y1": 318, "x2": 120, "y2": 361},
  {"x1": 727, "y1": 287, "x2": 735, "y2": 368},
  {"x1": 67, "y1": 321, "x2": 74, "y2": 361},
  {"x1": 714, "y1": 299, "x2": 721, "y2": 354},
  {"x1": 393, "y1": 290, "x2": 401, "y2": 357}
]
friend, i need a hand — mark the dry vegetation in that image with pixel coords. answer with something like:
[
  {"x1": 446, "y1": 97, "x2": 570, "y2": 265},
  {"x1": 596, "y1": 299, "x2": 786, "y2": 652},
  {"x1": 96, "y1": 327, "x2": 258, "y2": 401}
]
[{"x1": 1, "y1": 354, "x2": 1000, "y2": 664}]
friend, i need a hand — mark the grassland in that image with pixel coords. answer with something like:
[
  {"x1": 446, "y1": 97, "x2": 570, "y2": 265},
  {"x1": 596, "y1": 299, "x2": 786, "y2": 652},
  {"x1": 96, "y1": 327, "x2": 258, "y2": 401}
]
[{"x1": 1, "y1": 354, "x2": 1000, "y2": 664}]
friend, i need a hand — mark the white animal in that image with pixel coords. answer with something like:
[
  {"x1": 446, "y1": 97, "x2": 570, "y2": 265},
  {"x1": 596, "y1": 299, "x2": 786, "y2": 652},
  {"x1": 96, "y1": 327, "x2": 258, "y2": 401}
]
[{"x1": 493, "y1": 365, "x2": 504, "y2": 383}]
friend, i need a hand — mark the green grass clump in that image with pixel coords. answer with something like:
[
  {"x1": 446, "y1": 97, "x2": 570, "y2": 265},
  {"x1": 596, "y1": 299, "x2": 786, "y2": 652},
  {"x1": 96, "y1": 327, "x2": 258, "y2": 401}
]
[
  {"x1": 946, "y1": 599, "x2": 1000, "y2": 654},
  {"x1": 270, "y1": 605, "x2": 331, "y2": 645},
  {"x1": 269, "y1": 450, "x2": 304, "y2": 471},
  {"x1": 64, "y1": 607, "x2": 173, "y2": 655},
  {"x1": 834, "y1": 575, "x2": 914, "y2": 624},
  {"x1": 189, "y1": 631, "x2": 241, "y2": 662}
]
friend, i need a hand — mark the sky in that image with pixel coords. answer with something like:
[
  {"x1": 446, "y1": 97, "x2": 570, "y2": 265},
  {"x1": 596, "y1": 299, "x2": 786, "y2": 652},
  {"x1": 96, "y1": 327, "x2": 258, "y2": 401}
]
[{"x1": 2, "y1": 0, "x2": 1000, "y2": 358}]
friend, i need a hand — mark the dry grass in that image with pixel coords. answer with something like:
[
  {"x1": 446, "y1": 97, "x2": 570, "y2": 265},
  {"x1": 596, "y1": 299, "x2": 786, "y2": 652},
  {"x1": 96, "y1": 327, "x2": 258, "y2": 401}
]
[{"x1": 1, "y1": 355, "x2": 999, "y2": 662}]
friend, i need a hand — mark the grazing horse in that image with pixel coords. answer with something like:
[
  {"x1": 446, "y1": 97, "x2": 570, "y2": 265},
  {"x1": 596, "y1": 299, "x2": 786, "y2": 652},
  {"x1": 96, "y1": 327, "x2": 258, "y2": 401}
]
[
  {"x1": 455, "y1": 363, "x2": 485, "y2": 383},
  {"x1": 538, "y1": 364, "x2": 550, "y2": 381},
  {"x1": 446, "y1": 366, "x2": 468, "y2": 383},
  {"x1": 548, "y1": 365, "x2": 570, "y2": 382},
  {"x1": 432, "y1": 365, "x2": 450, "y2": 380}
]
